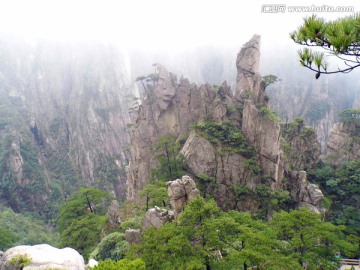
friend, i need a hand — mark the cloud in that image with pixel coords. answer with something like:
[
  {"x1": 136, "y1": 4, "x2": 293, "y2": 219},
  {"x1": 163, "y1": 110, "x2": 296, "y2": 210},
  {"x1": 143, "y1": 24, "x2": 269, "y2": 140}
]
[{"x1": 0, "y1": 0, "x2": 359, "y2": 50}]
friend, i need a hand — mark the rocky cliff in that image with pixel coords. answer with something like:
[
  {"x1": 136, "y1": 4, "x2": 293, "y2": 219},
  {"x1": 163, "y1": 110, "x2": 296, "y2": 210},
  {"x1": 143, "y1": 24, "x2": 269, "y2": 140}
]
[
  {"x1": 126, "y1": 64, "x2": 239, "y2": 200},
  {"x1": 127, "y1": 35, "x2": 323, "y2": 213},
  {"x1": 0, "y1": 36, "x2": 136, "y2": 214},
  {"x1": 0, "y1": 34, "x2": 325, "y2": 216},
  {"x1": 236, "y1": 35, "x2": 266, "y2": 105},
  {"x1": 326, "y1": 122, "x2": 360, "y2": 164}
]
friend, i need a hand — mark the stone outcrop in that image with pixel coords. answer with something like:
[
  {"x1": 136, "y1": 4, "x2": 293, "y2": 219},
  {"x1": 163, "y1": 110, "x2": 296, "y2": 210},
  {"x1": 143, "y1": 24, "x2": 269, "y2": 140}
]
[
  {"x1": 326, "y1": 122, "x2": 360, "y2": 164},
  {"x1": 167, "y1": 175, "x2": 200, "y2": 215},
  {"x1": 0, "y1": 244, "x2": 85, "y2": 270},
  {"x1": 181, "y1": 132, "x2": 260, "y2": 210},
  {"x1": 288, "y1": 171, "x2": 324, "y2": 214},
  {"x1": 242, "y1": 100, "x2": 283, "y2": 187},
  {"x1": 280, "y1": 118, "x2": 321, "y2": 172},
  {"x1": 126, "y1": 35, "x2": 324, "y2": 213},
  {"x1": 126, "y1": 68, "x2": 238, "y2": 199},
  {"x1": 236, "y1": 35, "x2": 284, "y2": 188},
  {"x1": 236, "y1": 36, "x2": 323, "y2": 212},
  {"x1": 125, "y1": 229, "x2": 141, "y2": 245},
  {"x1": 106, "y1": 200, "x2": 121, "y2": 230},
  {"x1": 143, "y1": 206, "x2": 175, "y2": 229},
  {"x1": 235, "y1": 34, "x2": 265, "y2": 105}
]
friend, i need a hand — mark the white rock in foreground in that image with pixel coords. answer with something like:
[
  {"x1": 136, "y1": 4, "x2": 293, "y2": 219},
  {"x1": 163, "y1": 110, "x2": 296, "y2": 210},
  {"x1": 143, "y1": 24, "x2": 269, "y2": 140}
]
[{"x1": 0, "y1": 244, "x2": 85, "y2": 270}]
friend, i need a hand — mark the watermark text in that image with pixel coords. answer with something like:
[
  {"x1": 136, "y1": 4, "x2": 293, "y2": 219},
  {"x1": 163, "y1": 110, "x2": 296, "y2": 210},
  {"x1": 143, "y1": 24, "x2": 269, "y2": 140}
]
[{"x1": 261, "y1": 4, "x2": 354, "y2": 13}]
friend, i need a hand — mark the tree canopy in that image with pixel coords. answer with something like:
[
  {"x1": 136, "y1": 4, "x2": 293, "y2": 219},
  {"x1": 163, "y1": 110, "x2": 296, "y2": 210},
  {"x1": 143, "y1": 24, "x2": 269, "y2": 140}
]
[
  {"x1": 150, "y1": 135, "x2": 185, "y2": 182},
  {"x1": 128, "y1": 197, "x2": 355, "y2": 269},
  {"x1": 262, "y1": 75, "x2": 280, "y2": 89},
  {"x1": 57, "y1": 187, "x2": 111, "y2": 260},
  {"x1": 291, "y1": 14, "x2": 360, "y2": 78}
]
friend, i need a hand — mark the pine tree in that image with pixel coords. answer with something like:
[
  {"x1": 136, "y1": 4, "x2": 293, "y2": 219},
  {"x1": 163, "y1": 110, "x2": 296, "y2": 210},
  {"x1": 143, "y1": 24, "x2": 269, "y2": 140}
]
[
  {"x1": 151, "y1": 135, "x2": 185, "y2": 182},
  {"x1": 291, "y1": 14, "x2": 360, "y2": 77}
]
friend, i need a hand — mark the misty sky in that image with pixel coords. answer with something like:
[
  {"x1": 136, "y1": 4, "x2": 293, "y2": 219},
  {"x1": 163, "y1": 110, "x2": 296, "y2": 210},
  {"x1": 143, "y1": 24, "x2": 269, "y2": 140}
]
[{"x1": 1, "y1": 0, "x2": 359, "y2": 51}]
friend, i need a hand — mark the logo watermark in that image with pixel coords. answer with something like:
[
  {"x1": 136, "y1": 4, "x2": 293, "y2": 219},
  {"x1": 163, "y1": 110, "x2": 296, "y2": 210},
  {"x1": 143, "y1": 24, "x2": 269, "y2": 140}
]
[{"x1": 261, "y1": 4, "x2": 354, "y2": 13}]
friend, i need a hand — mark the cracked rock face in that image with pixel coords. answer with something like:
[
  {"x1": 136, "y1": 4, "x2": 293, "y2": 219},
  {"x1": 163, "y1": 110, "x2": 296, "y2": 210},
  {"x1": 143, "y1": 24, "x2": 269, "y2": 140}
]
[
  {"x1": 235, "y1": 34, "x2": 265, "y2": 104},
  {"x1": 106, "y1": 200, "x2": 121, "y2": 230},
  {"x1": 289, "y1": 171, "x2": 324, "y2": 213},
  {"x1": 143, "y1": 206, "x2": 175, "y2": 229},
  {"x1": 326, "y1": 122, "x2": 360, "y2": 164},
  {"x1": 126, "y1": 66, "x2": 235, "y2": 200},
  {"x1": 167, "y1": 175, "x2": 200, "y2": 216},
  {"x1": 241, "y1": 100, "x2": 283, "y2": 187},
  {"x1": 181, "y1": 131, "x2": 261, "y2": 211}
]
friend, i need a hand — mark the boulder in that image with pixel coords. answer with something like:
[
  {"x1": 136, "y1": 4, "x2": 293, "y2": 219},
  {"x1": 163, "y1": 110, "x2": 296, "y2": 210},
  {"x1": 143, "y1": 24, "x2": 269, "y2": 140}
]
[
  {"x1": 87, "y1": 259, "x2": 98, "y2": 268},
  {"x1": 289, "y1": 171, "x2": 324, "y2": 214},
  {"x1": 143, "y1": 206, "x2": 175, "y2": 229},
  {"x1": 0, "y1": 244, "x2": 85, "y2": 270},
  {"x1": 167, "y1": 175, "x2": 200, "y2": 215},
  {"x1": 125, "y1": 229, "x2": 141, "y2": 245}
]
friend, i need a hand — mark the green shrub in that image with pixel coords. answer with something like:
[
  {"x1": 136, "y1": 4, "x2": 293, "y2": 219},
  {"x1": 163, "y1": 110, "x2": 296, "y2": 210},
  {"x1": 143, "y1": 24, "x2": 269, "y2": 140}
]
[
  {"x1": 91, "y1": 232, "x2": 129, "y2": 261},
  {"x1": 192, "y1": 120, "x2": 255, "y2": 157},
  {"x1": 9, "y1": 254, "x2": 32, "y2": 269},
  {"x1": 90, "y1": 258, "x2": 145, "y2": 270},
  {"x1": 140, "y1": 183, "x2": 168, "y2": 210},
  {"x1": 0, "y1": 207, "x2": 60, "y2": 248},
  {"x1": 259, "y1": 107, "x2": 281, "y2": 122},
  {"x1": 120, "y1": 216, "x2": 142, "y2": 231},
  {"x1": 150, "y1": 135, "x2": 185, "y2": 182},
  {"x1": 308, "y1": 160, "x2": 360, "y2": 236}
]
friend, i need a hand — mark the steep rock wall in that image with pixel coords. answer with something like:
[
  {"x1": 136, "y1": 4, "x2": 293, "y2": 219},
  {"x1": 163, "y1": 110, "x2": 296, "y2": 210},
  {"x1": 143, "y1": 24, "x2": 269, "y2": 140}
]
[
  {"x1": 126, "y1": 65, "x2": 236, "y2": 199},
  {"x1": 326, "y1": 122, "x2": 360, "y2": 164},
  {"x1": 237, "y1": 36, "x2": 322, "y2": 212},
  {"x1": 0, "y1": 37, "x2": 135, "y2": 213},
  {"x1": 127, "y1": 35, "x2": 323, "y2": 213},
  {"x1": 181, "y1": 131, "x2": 261, "y2": 211},
  {"x1": 236, "y1": 35, "x2": 266, "y2": 105},
  {"x1": 238, "y1": 35, "x2": 283, "y2": 188},
  {"x1": 242, "y1": 100, "x2": 283, "y2": 187}
]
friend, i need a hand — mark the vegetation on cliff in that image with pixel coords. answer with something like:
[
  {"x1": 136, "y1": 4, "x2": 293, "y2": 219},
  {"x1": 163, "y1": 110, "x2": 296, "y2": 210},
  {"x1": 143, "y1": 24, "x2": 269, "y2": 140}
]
[
  {"x1": 0, "y1": 207, "x2": 59, "y2": 251},
  {"x1": 150, "y1": 135, "x2": 185, "y2": 183},
  {"x1": 308, "y1": 160, "x2": 360, "y2": 236},
  {"x1": 192, "y1": 120, "x2": 255, "y2": 158},
  {"x1": 339, "y1": 109, "x2": 360, "y2": 127},
  {"x1": 1, "y1": 30, "x2": 359, "y2": 270}
]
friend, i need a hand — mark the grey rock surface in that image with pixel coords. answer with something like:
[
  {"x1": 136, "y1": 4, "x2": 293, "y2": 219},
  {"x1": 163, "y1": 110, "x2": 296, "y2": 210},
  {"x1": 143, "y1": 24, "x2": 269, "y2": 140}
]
[
  {"x1": 143, "y1": 206, "x2": 175, "y2": 229},
  {"x1": 326, "y1": 122, "x2": 360, "y2": 164},
  {"x1": 106, "y1": 200, "x2": 121, "y2": 230},
  {"x1": 167, "y1": 175, "x2": 200, "y2": 215},
  {"x1": 125, "y1": 229, "x2": 141, "y2": 245},
  {"x1": 289, "y1": 171, "x2": 324, "y2": 213}
]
